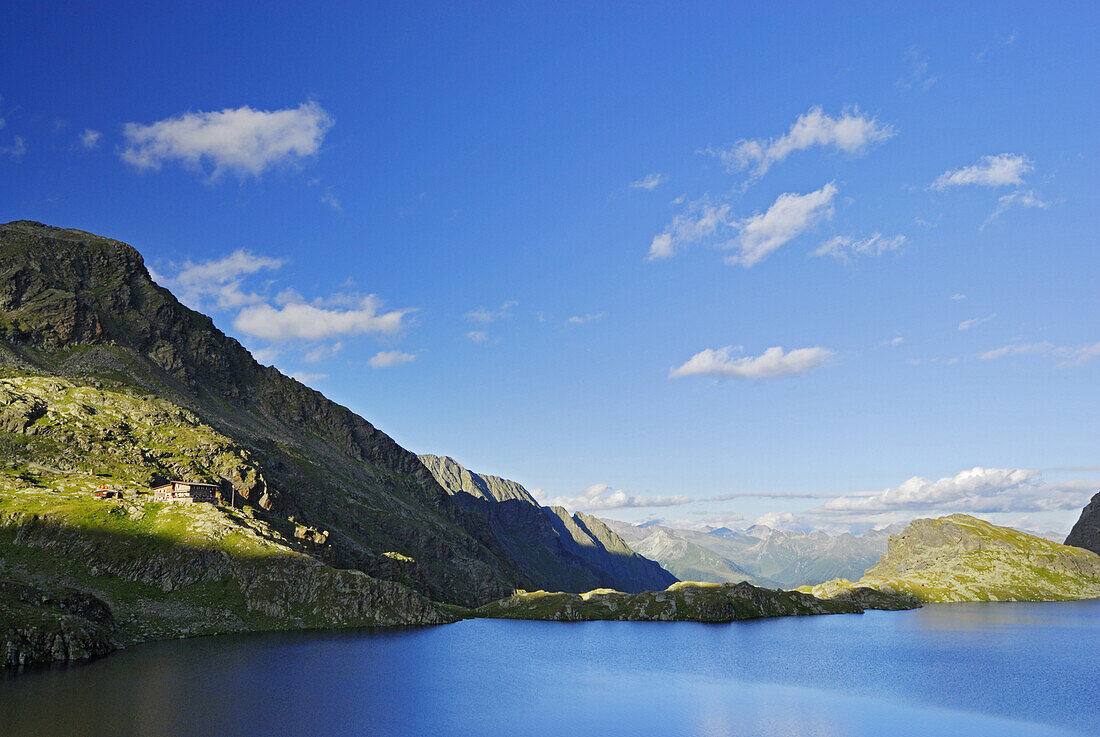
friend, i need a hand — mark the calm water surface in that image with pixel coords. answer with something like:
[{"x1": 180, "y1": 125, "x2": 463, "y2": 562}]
[{"x1": 2, "y1": 601, "x2": 1098, "y2": 737}]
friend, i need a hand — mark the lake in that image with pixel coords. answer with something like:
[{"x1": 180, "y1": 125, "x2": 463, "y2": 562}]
[{"x1": 2, "y1": 601, "x2": 1098, "y2": 737}]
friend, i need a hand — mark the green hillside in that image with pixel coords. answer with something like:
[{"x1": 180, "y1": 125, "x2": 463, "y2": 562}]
[{"x1": 801, "y1": 515, "x2": 1100, "y2": 603}]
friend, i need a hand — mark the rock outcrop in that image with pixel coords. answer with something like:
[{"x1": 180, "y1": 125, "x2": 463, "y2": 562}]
[
  {"x1": 802, "y1": 515, "x2": 1100, "y2": 603},
  {"x1": 472, "y1": 581, "x2": 895, "y2": 623},
  {"x1": 419, "y1": 455, "x2": 677, "y2": 593},
  {"x1": 1065, "y1": 491, "x2": 1100, "y2": 555}
]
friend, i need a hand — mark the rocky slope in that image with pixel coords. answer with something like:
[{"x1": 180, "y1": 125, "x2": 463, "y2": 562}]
[
  {"x1": 801, "y1": 515, "x2": 1100, "y2": 603},
  {"x1": 471, "y1": 580, "x2": 919, "y2": 623},
  {"x1": 0, "y1": 220, "x2": 542, "y2": 607},
  {"x1": 419, "y1": 455, "x2": 676, "y2": 593},
  {"x1": 1065, "y1": 491, "x2": 1100, "y2": 555},
  {"x1": 606, "y1": 519, "x2": 897, "y2": 588},
  {"x1": 0, "y1": 478, "x2": 447, "y2": 669}
]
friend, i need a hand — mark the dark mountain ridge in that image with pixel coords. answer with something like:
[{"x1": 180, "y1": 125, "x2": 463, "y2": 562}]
[
  {"x1": 419, "y1": 454, "x2": 676, "y2": 593},
  {"x1": 1065, "y1": 491, "x2": 1100, "y2": 555},
  {"x1": 0, "y1": 220, "x2": 527, "y2": 606}
]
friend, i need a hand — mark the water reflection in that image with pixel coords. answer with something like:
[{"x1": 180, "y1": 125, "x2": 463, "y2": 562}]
[{"x1": 2, "y1": 602, "x2": 1097, "y2": 737}]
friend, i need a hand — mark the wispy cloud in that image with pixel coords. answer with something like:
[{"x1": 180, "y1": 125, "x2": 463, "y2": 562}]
[
  {"x1": 670, "y1": 345, "x2": 834, "y2": 380},
  {"x1": 950, "y1": 293, "x2": 967, "y2": 301},
  {"x1": 368, "y1": 350, "x2": 416, "y2": 368},
  {"x1": 647, "y1": 198, "x2": 731, "y2": 260},
  {"x1": 981, "y1": 341, "x2": 1100, "y2": 367},
  {"x1": 958, "y1": 314, "x2": 995, "y2": 331},
  {"x1": 931, "y1": 153, "x2": 1032, "y2": 190},
  {"x1": 981, "y1": 189, "x2": 1048, "y2": 229},
  {"x1": 303, "y1": 341, "x2": 343, "y2": 363},
  {"x1": 0, "y1": 135, "x2": 26, "y2": 158},
  {"x1": 121, "y1": 101, "x2": 333, "y2": 178},
  {"x1": 466, "y1": 330, "x2": 490, "y2": 345},
  {"x1": 321, "y1": 189, "x2": 342, "y2": 212},
  {"x1": 975, "y1": 30, "x2": 1018, "y2": 62},
  {"x1": 465, "y1": 301, "x2": 517, "y2": 324},
  {"x1": 79, "y1": 128, "x2": 101, "y2": 149},
  {"x1": 286, "y1": 371, "x2": 327, "y2": 386},
  {"x1": 630, "y1": 173, "x2": 665, "y2": 190},
  {"x1": 566, "y1": 312, "x2": 605, "y2": 325},
  {"x1": 704, "y1": 106, "x2": 895, "y2": 179},
  {"x1": 896, "y1": 46, "x2": 939, "y2": 90},
  {"x1": 813, "y1": 232, "x2": 906, "y2": 262},
  {"x1": 544, "y1": 483, "x2": 692, "y2": 511},
  {"x1": 882, "y1": 336, "x2": 904, "y2": 348},
  {"x1": 726, "y1": 183, "x2": 838, "y2": 267}
]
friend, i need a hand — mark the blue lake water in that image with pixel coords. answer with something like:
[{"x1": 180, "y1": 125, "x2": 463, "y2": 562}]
[{"x1": 2, "y1": 600, "x2": 1098, "y2": 737}]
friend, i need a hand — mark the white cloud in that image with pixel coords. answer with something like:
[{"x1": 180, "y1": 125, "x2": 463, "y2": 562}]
[
  {"x1": 726, "y1": 183, "x2": 838, "y2": 267},
  {"x1": 234, "y1": 294, "x2": 409, "y2": 341},
  {"x1": 882, "y1": 336, "x2": 904, "y2": 347},
  {"x1": 820, "y1": 467, "x2": 1095, "y2": 514},
  {"x1": 465, "y1": 301, "x2": 517, "y2": 323},
  {"x1": 466, "y1": 330, "x2": 490, "y2": 344},
  {"x1": 121, "y1": 101, "x2": 333, "y2": 178},
  {"x1": 1, "y1": 135, "x2": 26, "y2": 158},
  {"x1": 647, "y1": 198, "x2": 731, "y2": 260},
  {"x1": 958, "y1": 314, "x2": 995, "y2": 331},
  {"x1": 981, "y1": 189, "x2": 1048, "y2": 229},
  {"x1": 157, "y1": 250, "x2": 285, "y2": 310},
  {"x1": 670, "y1": 345, "x2": 834, "y2": 380},
  {"x1": 931, "y1": 153, "x2": 1032, "y2": 190},
  {"x1": 566, "y1": 312, "x2": 605, "y2": 325},
  {"x1": 368, "y1": 350, "x2": 416, "y2": 369},
  {"x1": 950, "y1": 293, "x2": 967, "y2": 301},
  {"x1": 79, "y1": 129, "x2": 101, "y2": 149},
  {"x1": 896, "y1": 46, "x2": 939, "y2": 91},
  {"x1": 630, "y1": 173, "x2": 665, "y2": 190},
  {"x1": 813, "y1": 232, "x2": 906, "y2": 261},
  {"x1": 544, "y1": 483, "x2": 692, "y2": 511},
  {"x1": 705, "y1": 107, "x2": 895, "y2": 179},
  {"x1": 981, "y1": 341, "x2": 1100, "y2": 367}
]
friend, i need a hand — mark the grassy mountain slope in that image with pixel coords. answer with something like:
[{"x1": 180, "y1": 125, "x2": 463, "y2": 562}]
[
  {"x1": 0, "y1": 374, "x2": 448, "y2": 667},
  {"x1": 801, "y1": 515, "x2": 1100, "y2": 603},
  {"x1": 419, "y1": 454, "x2": 676, "y2": 593},
  {"x1": 0, "y1": 221, "x2": 531, "y2": 607}
]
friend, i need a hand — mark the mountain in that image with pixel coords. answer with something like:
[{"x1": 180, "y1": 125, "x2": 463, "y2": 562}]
[
  {"x1": 1065, "y1": 491, "x2": 1100, "y2": 555},
  {"x1": 605, "y1": 519, "x2": 898, "y2": 588},
  {"x1": 472, "y1": 580, "x2": 917, "y2": 623},
  {"x1": 802, "y1": 514, "x2": 1100, "y2": 603},
  {"x1": 0, "y1": 220, "x2": 533, "y2": 610},
  {"x1": 418, "y1": 454, "x2": 676, "y2": 593}
]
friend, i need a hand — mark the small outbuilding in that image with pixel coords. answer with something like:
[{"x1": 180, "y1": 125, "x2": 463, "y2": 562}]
[
  {"x1": 92, "y1": 484, "x2": 122, "y2": 499},
  {"x1": 151, "y1": 480, "x2": 218, "y2": 504}
]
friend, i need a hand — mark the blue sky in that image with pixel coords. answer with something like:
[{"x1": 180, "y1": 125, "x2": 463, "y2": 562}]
[{"x1": 3, "y1": 2, "x2": 1098, "y2": 534}]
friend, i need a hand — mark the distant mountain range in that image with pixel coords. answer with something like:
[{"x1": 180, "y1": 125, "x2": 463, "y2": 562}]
[{"x1": 604, "y1": 519, "x2": 904, "y2": 589}]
